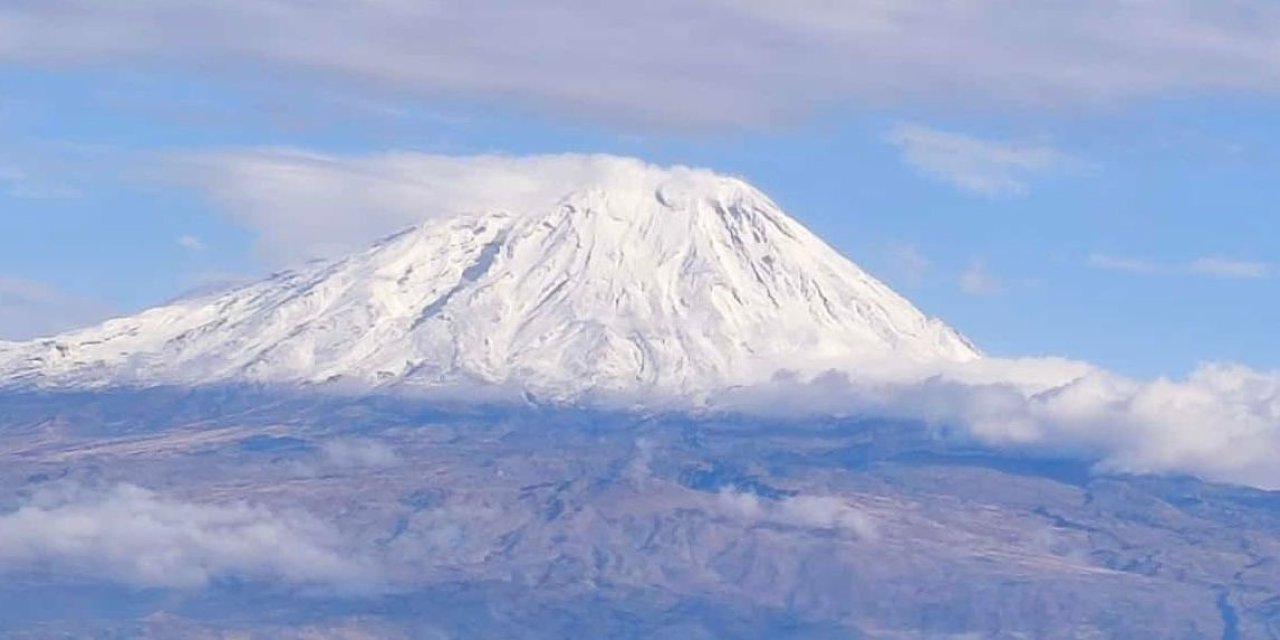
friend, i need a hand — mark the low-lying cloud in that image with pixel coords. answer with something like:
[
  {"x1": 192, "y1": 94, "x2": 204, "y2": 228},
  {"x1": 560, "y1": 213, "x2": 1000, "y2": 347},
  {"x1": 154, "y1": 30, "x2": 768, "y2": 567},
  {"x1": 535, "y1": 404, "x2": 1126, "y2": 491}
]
[
  {"x1": 717, "y1": 490, "x2": 878, "y2": 541},
  {"x1": 714, "y1": 358, "x2": 1280, "y2": 490},
  {"x1": 320, "y1": 438, "x2": 401, "y2": 470},
  {"x1": 0, "y1": 484, "x2": 379, "y2": 591}
]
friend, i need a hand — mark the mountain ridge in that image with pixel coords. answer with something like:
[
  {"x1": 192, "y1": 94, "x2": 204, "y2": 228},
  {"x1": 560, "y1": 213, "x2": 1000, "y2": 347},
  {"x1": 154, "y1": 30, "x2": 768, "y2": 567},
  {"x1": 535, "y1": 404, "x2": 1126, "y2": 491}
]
[{"x1": 0, "y1": 162, "x2": 978, "y2": 398}]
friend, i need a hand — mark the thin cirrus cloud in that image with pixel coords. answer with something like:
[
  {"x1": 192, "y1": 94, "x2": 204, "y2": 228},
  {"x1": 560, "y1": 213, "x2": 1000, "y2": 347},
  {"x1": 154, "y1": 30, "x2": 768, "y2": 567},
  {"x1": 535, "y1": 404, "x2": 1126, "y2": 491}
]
[
  {"x1": 0, "y1": 163, "x2": 77, "y2": 200},
  {"x1": 958, "y1": 258, "x2": 1004, "y2": 296},
  {"x1": 886, "y1": 124, "x2": 1070, "y2": 196},
  {"x1": 0, "y1": 276, "x2": 113, "y2": 341},
  {"x1": 1188, "y1": 257, "x2": 1271, "y2": 279},
  {"x1": 2, "y1": 1, "x2": 1280, "y2": 128},
  {"x1": 882, "y1": 243, "x2": 931, "y2": 287},
  {"x1": 1088, "y1": 254, "x2": 1272, "y2": 279},
  {"x1": 176, "y1": 235, "x2": 207, "y2": 252}
]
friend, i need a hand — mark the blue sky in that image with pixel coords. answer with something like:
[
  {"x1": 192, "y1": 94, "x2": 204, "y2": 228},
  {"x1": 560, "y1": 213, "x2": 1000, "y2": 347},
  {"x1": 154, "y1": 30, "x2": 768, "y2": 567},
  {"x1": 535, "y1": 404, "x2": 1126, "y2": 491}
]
[{"x1": 1, "y1": 2, "x2": 1278, "y2": 378}]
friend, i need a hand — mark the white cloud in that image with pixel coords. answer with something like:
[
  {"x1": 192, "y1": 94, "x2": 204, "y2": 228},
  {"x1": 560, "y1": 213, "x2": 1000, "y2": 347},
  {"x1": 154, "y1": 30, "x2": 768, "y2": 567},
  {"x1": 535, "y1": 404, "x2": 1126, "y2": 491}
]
[
  {"x1": 2, "y1": 2, "x2": 1280, "y2": 128},
  {"x1": 958, "y1": 259, "x2": 1003, "y2": 296},
  {"x1": 713, "y1": 358, "x2": 1280, "y2": 491},
  {"x1": 285, "y1": 439, "x2": 402, "y2": 478},
  {"x1": 887, "y1": 124, "x2": 1069, "y2": 196},
  {"x1": 320, "y1": 438, "x2": 400, "y2": 470},
  {"x1": 1089, "y1": 254, "x2": 1272, "y2": 279},
  {"x1": 938, "y1": 363, "x2": 1280, "y2": 490},
  {"x1": 716, "y1": 490, "x2": 877, "y2": 541},
  {"x1": 1188, "y1": 257, "x2": 1270, "y2": 279},
  {"x1": 0, "y1": 484, "x2": 379, "y2": 591},
  {"x1": 177, "y1": 234, "x2": 206, "y2": 252},
  {"x1": 0, "y1": 276, "x2": 112, "y2": 340},
  {"x1": 166, "y1": 150, "x2": 727, "y2": 264},
  {"x1": 1085, "y1": 254, "x2": 1164, "y2": 275},
  {"x1": 883, "y1": 243, "x2": 930, "y2": 287},
  {"x1": 0, "y1": 163, "x2": 76, "y2": 199}
]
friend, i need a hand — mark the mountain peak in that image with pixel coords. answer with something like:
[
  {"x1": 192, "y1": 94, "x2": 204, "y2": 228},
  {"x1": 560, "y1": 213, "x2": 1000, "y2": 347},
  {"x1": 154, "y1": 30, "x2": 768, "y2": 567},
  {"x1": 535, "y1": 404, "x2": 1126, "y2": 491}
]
[{"x1": 0, "y1": 163, "x2": 978, "y2": 398}]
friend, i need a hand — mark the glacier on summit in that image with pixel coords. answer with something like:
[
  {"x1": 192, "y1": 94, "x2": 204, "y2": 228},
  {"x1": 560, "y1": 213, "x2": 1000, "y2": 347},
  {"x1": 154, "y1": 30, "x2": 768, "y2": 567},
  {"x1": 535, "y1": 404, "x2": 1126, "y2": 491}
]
[{"x1": 0, "y1": 160, "x2": 976, "y2": 397}]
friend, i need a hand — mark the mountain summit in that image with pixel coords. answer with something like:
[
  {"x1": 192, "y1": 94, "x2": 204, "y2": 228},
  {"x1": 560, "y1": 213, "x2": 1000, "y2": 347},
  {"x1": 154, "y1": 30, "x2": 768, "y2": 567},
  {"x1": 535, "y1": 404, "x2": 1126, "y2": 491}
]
[{"x1": 0, "y1": 161, "x2": 977, "y2": 397}]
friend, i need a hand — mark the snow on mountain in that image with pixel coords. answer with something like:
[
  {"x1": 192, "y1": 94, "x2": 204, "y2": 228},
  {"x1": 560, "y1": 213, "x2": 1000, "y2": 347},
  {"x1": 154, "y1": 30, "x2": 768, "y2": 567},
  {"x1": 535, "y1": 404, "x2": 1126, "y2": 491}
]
[{"x1": 0, "y1": 160, "x2": 978, "y2": 398}]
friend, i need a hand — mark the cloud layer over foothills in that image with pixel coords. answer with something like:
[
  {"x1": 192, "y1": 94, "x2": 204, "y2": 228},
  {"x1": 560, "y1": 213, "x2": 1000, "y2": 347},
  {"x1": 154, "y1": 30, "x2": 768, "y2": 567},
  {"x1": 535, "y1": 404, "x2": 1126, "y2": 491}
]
[
  {"x1": 0, "y1": 484, "x2": 378, "y2": 590},
  {"x1": 719, "y1": 358, "x2": 1280, "y2": 490}
]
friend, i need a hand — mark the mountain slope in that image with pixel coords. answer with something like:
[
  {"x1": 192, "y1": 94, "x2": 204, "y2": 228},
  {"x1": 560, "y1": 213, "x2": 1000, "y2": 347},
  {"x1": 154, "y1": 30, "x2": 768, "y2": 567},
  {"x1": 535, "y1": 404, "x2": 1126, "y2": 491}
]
[{"x1": 0, "y1": 162, "x2": 977, "y2": 397}]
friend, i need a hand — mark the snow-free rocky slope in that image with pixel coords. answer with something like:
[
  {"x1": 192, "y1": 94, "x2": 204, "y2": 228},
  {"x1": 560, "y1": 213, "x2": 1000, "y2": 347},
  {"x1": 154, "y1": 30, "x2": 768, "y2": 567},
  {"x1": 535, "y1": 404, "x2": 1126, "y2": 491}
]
[{"x1": 0, "y1": 163, "x2": 977, "y2": 397}]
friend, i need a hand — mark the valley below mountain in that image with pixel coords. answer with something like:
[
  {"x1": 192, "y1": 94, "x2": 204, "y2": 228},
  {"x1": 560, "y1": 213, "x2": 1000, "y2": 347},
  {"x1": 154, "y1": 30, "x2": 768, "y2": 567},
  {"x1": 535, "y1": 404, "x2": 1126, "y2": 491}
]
[{"x1": 1, "y1": 388, "x2": 1276, "y2": 639}]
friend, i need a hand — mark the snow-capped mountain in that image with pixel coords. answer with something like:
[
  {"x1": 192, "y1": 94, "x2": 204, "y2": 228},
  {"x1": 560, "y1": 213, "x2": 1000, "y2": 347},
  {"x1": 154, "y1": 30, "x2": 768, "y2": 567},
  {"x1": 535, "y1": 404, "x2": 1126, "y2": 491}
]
[{"x1": 0, "y1": 162, "x2": 978, "y2": 397}]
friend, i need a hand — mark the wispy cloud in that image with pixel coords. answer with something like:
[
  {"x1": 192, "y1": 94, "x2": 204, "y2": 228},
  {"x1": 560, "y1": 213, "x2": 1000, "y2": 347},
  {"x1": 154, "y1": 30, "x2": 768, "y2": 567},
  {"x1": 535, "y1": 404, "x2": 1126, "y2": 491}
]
[
  {"x1": 716, "y1": 490, "x2": 877, "y2": 541},
  {"x1": 1088, "y1": 254, "x2": 1272, "y2": 279},
  {"x1": 0, "y1": 276, "x2": 112, "y2": 340},
  {"x1": 882, "y1": 243, "x2": 931, "y2": 287},
  {"x1": 177, "y1": 235, "x2": 206, "y2": 252},
  {"x1": 164, "y1": 151, "x2": 732, "y2": 265},
  {"x1": 1187, "y1": 257, "x2": 1270, "y2": 279},
  {"x1": 958, "y1": 259, "x2": 1003, "y2": 296},
  {"x1": 886, "y1": 124, "x2": 1069, "y2": 196},
  {"x1": 319, "y1": 438, "x2": 401, "y2": 470},
  {"x1": 1085, "y1": 254, "x2": 1164, "y2": 275},
  {"x1": 3, "y1": 2, "x2": 1280, "y2": 128},
  {"x1": 0, "y1": 163, "x2": 77, "y2": 199}
]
